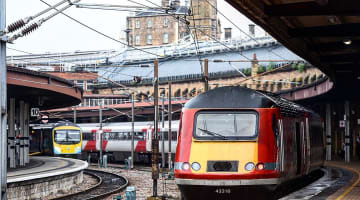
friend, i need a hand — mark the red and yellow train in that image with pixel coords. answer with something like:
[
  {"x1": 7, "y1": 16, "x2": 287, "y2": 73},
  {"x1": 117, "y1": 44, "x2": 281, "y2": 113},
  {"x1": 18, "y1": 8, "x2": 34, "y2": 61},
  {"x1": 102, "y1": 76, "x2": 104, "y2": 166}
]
[{"x1": 174, "y1": 86, "x2": 324, "y2": 199}]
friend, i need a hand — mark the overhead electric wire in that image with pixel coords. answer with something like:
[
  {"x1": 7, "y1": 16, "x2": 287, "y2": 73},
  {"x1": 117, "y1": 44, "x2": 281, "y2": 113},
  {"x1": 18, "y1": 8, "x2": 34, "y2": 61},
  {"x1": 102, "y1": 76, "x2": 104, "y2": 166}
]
[
  {"x1": 189, "y1": 0, "x2": 204, "y2": 74},
  {"x1": 39, "y1": 0, "x2": 164, "y2": 58},
  {"x1": 7, "y1": 47, "x2": 81, "y2": 66},
  {"x1": 4, "y1": 0, "x2": 69, "y2": 34},
  {"x1": 202, "y1": 0, "x2": 287, "y2": 60},
  {"x1": 131, "y1": 0, "x2": 252, "y2": 61},
  {"x1": 138, "y1": 0, "x2": 205, "y2": 73},
  {"x1": 233, "y1": 62, "x2": 293, "y2": 86},
  {"x1": 8, "y1": 0, "x2": 82, "y2": 42}
]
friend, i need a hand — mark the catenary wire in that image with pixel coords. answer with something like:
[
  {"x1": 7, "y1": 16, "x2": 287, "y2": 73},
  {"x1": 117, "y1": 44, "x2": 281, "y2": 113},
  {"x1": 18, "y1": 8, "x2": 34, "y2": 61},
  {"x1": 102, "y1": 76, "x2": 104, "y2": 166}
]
[{"x1": 39, "y1": 0, "x2": 164, "y2": 58}]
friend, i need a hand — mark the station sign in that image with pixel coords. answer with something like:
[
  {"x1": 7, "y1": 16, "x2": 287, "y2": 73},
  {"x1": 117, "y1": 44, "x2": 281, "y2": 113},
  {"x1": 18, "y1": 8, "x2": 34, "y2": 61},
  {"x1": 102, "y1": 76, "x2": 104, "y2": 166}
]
[
  {"x1": 30, "y1": 108, "x2": 40, "y2": 117},
  {"x1": 41, "y1": 115, "x2": 49, "y2": 124}
]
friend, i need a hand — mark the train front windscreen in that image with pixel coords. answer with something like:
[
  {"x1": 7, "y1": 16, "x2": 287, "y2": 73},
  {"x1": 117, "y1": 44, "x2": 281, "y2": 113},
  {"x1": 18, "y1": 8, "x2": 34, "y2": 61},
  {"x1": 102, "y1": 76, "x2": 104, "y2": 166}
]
[
  {"x1": 194, "y1": 111, "x2": 258, "y2": 140},
  {"x1": 54, "y1": 130, "x2": 81, "y2": 144}
]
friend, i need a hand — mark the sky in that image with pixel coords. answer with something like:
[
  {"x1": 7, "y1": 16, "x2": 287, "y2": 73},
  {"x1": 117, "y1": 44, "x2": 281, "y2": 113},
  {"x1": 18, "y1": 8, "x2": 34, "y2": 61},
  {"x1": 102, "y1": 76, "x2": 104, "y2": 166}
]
[{"x1": 6, "y1": 0, "x2": 264, "y2": 55}]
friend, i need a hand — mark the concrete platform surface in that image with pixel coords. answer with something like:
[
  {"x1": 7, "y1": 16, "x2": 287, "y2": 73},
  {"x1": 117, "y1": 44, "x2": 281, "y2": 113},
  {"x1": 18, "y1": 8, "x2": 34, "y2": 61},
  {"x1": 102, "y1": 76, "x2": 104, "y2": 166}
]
[
  {"x1": 326, "y1": 160, "x2": 360, "y2": 200},
  {"x1": 7, "y1": 156, "x2": 88, "y2": 183}
]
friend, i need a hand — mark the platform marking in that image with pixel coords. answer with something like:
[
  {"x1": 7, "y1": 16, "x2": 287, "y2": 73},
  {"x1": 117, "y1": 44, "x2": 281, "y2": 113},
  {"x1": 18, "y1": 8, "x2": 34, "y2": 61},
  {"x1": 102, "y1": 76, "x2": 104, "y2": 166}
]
[{"x1": 335, "y1": 166, "x2": 360, "y2": 200}]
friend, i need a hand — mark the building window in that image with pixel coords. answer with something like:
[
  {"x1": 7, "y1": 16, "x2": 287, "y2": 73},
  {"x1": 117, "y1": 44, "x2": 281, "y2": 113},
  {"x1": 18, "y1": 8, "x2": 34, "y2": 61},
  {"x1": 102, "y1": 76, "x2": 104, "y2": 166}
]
[
  {"x1": 136, "y1": 20, "x2": 140, "y2": 29},
  {"x1": 147, "y1": 34, "x2": 152, "y2": 44},
  {"x1": 163, "y1": 33, "x2": 168, "y2": 44},
  {"x1": 135, "y1": 35, "x2": 140, "y2": 45},
  {"x1": 164, "y1": 18, "x2": 168, "y2": 27},
  {"x1": 76, "y1": 80, "x2": 84, "y2": 89},
  {"x1": 147, "y1": 19, "x2": 152, "y2": 28}
]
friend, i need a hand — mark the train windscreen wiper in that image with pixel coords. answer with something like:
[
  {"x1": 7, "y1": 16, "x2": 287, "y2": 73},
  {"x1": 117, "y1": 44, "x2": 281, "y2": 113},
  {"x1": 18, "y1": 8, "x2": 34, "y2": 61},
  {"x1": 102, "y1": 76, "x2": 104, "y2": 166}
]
[{"x1": 197, "y1": 128, "x2": 227, "y2": 140}]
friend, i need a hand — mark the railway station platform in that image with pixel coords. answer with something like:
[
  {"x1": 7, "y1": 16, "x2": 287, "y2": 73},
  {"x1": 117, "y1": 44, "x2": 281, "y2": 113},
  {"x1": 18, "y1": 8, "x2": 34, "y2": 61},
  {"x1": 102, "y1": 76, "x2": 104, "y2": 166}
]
[
  {"x1": 324, "y1": 160, "x2": 360, "y2": 200},
  {"x1": 6, "y1": 156, "x2": 88, "y2": 200}
]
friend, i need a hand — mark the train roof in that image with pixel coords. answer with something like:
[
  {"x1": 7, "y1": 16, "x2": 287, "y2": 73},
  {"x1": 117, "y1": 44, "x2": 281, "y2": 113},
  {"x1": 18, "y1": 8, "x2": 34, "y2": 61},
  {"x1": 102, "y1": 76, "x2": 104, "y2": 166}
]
[
  {"x1": 52, "y1": 121, "x2": 80, "y2": 128},
  {"x1": 184, "y1": 86, "x2": 319, "y2": 117}
]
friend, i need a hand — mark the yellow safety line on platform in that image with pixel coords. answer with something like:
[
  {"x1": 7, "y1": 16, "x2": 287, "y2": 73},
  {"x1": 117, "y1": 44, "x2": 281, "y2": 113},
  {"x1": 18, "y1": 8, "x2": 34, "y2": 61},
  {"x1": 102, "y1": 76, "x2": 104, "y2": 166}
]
[
  {"x1": 29, "y1": 152, "x2": 41, "y2": 156},
  {"x1": 335, "y1": 167, "x2": 360, "y2": 200}
]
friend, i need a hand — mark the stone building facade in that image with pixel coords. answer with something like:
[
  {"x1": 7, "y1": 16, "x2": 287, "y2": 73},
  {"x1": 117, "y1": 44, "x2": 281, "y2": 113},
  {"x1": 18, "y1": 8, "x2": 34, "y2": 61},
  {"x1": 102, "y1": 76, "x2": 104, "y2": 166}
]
[
  {"x1": 126, "y1": 0, "x2": 221, "y2": 47},
  {"x1": 98, "y1": 66, "x2": 324, "y2": 101}
]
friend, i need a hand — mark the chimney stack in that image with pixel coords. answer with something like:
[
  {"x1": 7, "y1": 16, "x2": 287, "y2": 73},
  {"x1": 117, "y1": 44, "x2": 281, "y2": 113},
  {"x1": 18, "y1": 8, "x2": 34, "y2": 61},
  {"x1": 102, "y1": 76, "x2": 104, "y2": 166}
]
[
  {"x1": 171, "y1": 0, "x2": 180, "y2": 8},
  {"x1": 224, "y1": 28, "x2": 232, "y2": 40},
  {"x1": 162, "y1": 0, "x2": 170, "y2": 7},
  {"x1": 249, "y1": 24, "x2": 255, "y2": 38}
]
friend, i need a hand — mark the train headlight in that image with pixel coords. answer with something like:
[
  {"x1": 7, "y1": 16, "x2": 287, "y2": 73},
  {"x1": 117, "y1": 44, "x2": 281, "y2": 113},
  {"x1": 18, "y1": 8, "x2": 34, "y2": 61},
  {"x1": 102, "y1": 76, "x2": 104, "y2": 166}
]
[
  {"x1": 75, "y1": 146, "x2": 81, "y2": 153},
  {"x1": 191, "y1": 162, "x2": 201, "y2": 171},
  {"x1": 54, "y1": 146, "x2": 61, "y2": 154},
  {"x1": 245, "y1": 162, "x2": 255, "y2": 171},
  {"x1": 256, "y1": 163, "x2": 265, "y2": 170},
  {"x1": 181, "y1": 162, "x2": 190, "y2": 170}
]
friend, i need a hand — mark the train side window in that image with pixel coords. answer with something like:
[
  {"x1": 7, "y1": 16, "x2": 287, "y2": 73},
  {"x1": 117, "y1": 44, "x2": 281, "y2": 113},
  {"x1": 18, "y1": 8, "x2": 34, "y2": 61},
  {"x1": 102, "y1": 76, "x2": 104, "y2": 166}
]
[
  {"x1": 137, "y1": 132, "x2": 145, "y2": 140},
  {"x1": 172, "y1": 131, "x2": 177, "y2": 141},
  {"x1": 118, "y1": 132, "x2": 124, "y2": 140},
  {"x1": 104, "y1": 132, "x2": 109, "y2": 141}
]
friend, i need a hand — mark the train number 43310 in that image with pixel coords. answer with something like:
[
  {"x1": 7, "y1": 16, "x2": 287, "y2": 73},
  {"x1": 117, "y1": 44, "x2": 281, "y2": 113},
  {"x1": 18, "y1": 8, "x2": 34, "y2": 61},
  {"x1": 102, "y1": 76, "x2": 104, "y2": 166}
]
[{"x1": 215, "y1": 188, "x2": 231, "y2": 194}]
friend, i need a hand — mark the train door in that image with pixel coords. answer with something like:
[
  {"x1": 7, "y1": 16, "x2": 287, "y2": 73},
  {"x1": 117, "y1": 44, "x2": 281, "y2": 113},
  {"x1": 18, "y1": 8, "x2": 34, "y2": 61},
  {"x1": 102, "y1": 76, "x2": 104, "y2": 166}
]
[
  {"x1": 301, "y1": 122, "x2": 305, "y2": 174},
  {"x1": 295, "y1": 122, "x2": 301, "y2": 175},
  {"x1": 278, "y1": 119, "x2": 284, "y2": 172},
  {"x1": 95, "y1": 129, "x2": 101, "y2": 151},
  {"x1": 146, "y1": 127, "x2": 152, "y2": 152},
  {"x1": 305, "y1": 118, "x2": 311, "y2": 174}
]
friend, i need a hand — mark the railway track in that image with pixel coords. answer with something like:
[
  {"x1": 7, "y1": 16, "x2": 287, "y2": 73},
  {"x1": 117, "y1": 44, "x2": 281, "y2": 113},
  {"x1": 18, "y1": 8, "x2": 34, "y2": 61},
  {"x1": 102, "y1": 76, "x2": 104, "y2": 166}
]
[{"x1": 54, "y1": 169, "x2": 128, "y2": 200}]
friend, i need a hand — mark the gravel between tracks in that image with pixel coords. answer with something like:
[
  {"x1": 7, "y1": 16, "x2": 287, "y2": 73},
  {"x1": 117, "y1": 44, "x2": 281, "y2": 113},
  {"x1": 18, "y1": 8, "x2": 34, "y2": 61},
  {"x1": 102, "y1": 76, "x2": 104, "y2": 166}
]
[{"x1": 88, "y1": 166, "x2": 181, "y2": 200}]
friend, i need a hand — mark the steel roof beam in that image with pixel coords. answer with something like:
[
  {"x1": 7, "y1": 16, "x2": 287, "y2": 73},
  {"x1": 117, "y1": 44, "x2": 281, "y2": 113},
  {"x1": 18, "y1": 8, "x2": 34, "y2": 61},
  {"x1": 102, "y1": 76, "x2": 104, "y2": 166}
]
[
  {"x1": 289, "y1": 23, "x2": 360, "y2": 37},
  {"x1": 309, "y1": 40, "x2": 360, "y2": 51},
  {"x1": 320, "y1": 53, "x2": 360, "y2": 62},
  {"x1": 264, "y1": 0, "x2": 360, "y2": 16}
]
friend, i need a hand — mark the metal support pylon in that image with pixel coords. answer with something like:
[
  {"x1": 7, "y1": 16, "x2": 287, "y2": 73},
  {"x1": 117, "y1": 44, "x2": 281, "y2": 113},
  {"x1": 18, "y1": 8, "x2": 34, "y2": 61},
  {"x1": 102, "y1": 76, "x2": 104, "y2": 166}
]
[{"x1": 0, "y1": 0, "x2": 7, "y2": 198}]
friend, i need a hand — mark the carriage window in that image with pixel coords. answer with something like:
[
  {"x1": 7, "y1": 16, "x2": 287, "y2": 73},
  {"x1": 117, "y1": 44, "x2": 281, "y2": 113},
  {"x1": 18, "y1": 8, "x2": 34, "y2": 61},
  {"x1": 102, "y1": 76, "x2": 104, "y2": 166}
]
[
  {"x1": 194, "y1": 112, "x2": 258, "y2": 140},
  {"x1": 83, "y1": 133, "x2": 95, "y2": 141},
  {"x1": 135, "y1": 132, "x2": 145, "y2": 140},
  {"x1": 172, "y1": 131, "x2": 177, "y2": 141}
]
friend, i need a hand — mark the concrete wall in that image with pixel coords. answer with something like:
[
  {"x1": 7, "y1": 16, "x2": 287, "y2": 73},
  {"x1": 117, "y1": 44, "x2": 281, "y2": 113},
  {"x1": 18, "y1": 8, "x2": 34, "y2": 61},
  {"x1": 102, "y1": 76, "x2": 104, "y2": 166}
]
[{"x1": 7, "y1": 171, "x2": 83, "y2": 200}]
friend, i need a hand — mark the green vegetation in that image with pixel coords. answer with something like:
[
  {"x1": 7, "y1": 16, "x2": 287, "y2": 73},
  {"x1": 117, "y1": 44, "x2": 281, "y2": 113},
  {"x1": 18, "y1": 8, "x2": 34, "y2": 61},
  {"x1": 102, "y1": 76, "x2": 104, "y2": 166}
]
[
  {"x1": 257, "y1": 66, "x2": 265, "y2": 73},
  {"x1": 243, "y1": 68, "x2": 251, "y2": 76},
  {"x1": 297, "y1": 63, "x2": 306, "y2": 73},
  {"x1": 267, "y1": 62, "x2": 275, "y2": 71}
]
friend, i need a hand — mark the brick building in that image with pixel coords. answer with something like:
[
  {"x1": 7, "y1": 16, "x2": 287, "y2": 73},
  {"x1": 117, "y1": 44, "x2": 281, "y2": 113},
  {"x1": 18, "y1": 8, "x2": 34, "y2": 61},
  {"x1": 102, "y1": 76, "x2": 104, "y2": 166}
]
[
  {"x1": 46, "y1": 71, "x2": 98, "y2": 91},
  {"x1": 126, "y1": 0, "x2": 221, "y2": 47}
]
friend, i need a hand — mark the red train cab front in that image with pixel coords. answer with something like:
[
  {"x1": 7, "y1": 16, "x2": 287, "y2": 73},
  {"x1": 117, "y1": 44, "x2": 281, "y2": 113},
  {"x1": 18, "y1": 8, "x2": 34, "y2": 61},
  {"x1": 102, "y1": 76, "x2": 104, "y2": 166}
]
[{"x1": 174, "y1": 86, "x2": 282, "y2": 199}]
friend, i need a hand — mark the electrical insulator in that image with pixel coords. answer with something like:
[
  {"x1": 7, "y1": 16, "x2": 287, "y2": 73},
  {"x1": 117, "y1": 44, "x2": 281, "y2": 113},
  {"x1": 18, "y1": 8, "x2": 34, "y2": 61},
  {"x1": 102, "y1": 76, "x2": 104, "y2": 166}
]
[
  {"x1": 6, "y1": 19, "x2": 26, "y2": 33},
  {"x1": 21, "y1": 23, "x2": 40, "y2": 36}
]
